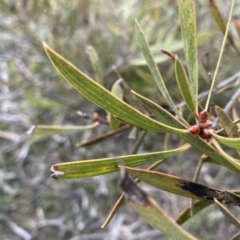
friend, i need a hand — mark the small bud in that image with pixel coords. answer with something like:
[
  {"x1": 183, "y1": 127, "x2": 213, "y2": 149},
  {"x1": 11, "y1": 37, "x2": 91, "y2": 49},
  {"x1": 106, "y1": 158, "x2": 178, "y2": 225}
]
[
  {"x1": 200, "y1": 129, "x2": 212, "y2": 139},
  {"x1": 199, "y1": 110, "x2": 208, "y2": 123},
  {"x1": 189, "y1": 125, "x2": 200, "y2": 135},
  {"x1": 202, "y1": 120, "x2": 212, "y2": 128}
]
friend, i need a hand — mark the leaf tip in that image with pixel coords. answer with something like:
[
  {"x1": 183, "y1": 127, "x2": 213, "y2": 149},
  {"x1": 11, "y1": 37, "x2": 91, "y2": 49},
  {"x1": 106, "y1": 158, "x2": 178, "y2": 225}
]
[
  {"x1": 161, "y1": 49, "x2": 175, "y2": 61},
  {"x1": 135, "y1": 19, "x2": 140, "y2": 28},
  {"x1": 42, "y1": 41, "x2": 48, "y2": 49},
  {"x1": 50, "y1": 164, "x2": 65, "y2": 180}
]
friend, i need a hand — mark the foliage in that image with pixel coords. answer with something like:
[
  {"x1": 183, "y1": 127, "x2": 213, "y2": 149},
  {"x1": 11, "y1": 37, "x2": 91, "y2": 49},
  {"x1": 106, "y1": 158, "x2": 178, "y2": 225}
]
[
  {"x1": 38, "y1": 0, "x2": 240, "y2": 238},
  {"x1": 1, "y1": 0, "x2": 240, "y2": 239}
]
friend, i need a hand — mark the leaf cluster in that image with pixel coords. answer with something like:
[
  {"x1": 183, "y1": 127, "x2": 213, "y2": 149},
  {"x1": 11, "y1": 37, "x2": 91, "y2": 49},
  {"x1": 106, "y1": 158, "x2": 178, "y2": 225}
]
[{"x1": 36, "y1": 1, "x2": 240, "y2": 238}]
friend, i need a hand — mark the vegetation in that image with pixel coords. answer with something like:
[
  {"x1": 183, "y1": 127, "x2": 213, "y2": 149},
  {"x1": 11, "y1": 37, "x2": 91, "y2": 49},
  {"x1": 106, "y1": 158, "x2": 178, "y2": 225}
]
[{"x1": 1, "y1": 0, "x2": 240, "y2": 239}]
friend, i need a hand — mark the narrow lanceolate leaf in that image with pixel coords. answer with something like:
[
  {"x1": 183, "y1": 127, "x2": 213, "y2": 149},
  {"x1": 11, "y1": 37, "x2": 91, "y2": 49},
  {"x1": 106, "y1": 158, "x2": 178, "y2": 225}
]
[
  {"x1": 176, "y1": 201, "x2": 212, "y2": 225},
  {"x1": 214, "y1": 105, "x2": 240, "y2": 138},
  {"x1": 214, "y1": 105, "x2": 240, "y2": 156},
  {"x1": 215, "y1": 198, "x2": 240, "y2": 228},
  {"x1": 131, "y1": 90, "x2": 189, "y2": 128},
  {"x1": 205, "y1": 0, "x2": 235, "y2": 110},
  {"x1": 130, "y1": 31, "x2": 215, "y2": 66},
  {"x1": 160, "y1": 49, "x2": 195, "y2": 115},
  {"x1": 85, "y1": 46, "x2": 103, "y2": 85},
  {"x1": 212, "y1": 132, "x2": 240, "y2": 150},
  {"x1": 51, "y1": 144, "x2": 189, "y2": 179},
  {"x1": 43, "y1": 42, "x2": 187, "y2": 134},
  {"x1": 131, "y1": 89, "x2": 240, "y2": 175},
  {"x1": 209, "y1": 0, "x2": 240, "y2": 55},
  {"x1": 135, "y1": 20, "x2": 186, "y2": 123},
  {"x1": 30, "y1": 123, "x2": 99, "y2": 137},
  {"x1": 209, "y1": 0, "x2": 228, "y2": 32},
  {"x1": 109, "y1": 79, "x2": 124, "y2": 128},
  {"x1": 120, "y1": 168, "x2": 197, "y2": 240},
  {"x1": 181, "y1": 134, "x2": 240, "y2": 174},
  {"x1": 125, "y1": 166, "x2": 240, "y2": 206},
  {"x1": 174, "y1": 55, "x2": 196, "y2": 114},
  {"x1": 178, "y1": 0, "x2": 198, "y2": 111},
  {"x1": 212, "y1": 138, "x2": 240, "y2": 164}
]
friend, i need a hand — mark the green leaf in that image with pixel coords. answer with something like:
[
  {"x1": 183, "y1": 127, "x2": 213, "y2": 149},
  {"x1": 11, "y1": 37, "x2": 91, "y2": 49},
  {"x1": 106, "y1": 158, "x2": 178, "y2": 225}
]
[
  {"x1": 131, "y1": 196, "x2": 197, "y2": 240},
  {"x1": 161, "y1": 49, "x2": 195, "y2": 114},
  {"x1": 131, "y1": 89, "x2": 189, "y2": 128},
  {"x1": 175, "y1": 55, "x2": 196, "y2": 114},
  {"x1": 205, "y1": 0, "x2": 235, "y2": 110},
  {"x1": 43, "y1": 42, "x2": 187, "y2": 134},
  {"x1": 51, "y1": 144, "x2": 190, "y2": 179},
  {"x1": 85, "y1": 46, "x2": 103, "y2": 85},
  {"x1": 215, "y1": 198, "x2": 240, "y2": 228},
  {"x1": 120, "y1": 169, "x2": 197, "y2": 240},
  {"x1": 176, "y1": 201, "x2": 212, "y2": 225},
  {"x1": 126, "y1": 167, "x2": 201, "y2": 200},
  {"x1": 131, "y1": 90, "x2": 240, "y2": 175},
  {"x1": 209, "y1": 0, "x2": 240, "y2": 55},
  {"x1": 214, "y1": 105, "x2": 240, "y2": 138},
  {"x1": 109, "y1": 79, "x2": 124, "y2": 128},
  {"x1": 30, "y1": 123, "x2": 98, "y2": 137},
  {"x1": 214, "y1": 105, "x2": 240, "y2": 156},
  {"x1": 26, "y1": 124, "x2": 99, "y2": 145},
  {"x1": 135, "y1": 20, "x2": 187, "y2": 124},
  {"x1": 125, "y1": 166, "x2": 240, "y2": 206},
  {"x1": 177, "y1": 0, "x2": 198, "y2": 111},
  {"x1": 130, "y1": 31, "x2": 215, "y2": 66},
  {"x1": 209, "y1": 0, "x2": 227, "y2": 33},
  {"x1": 212, "y1": 132, "x2": 240, "y2": 150},
  {"x1": 212, "y1": 138, "x2": 240, "y2": 166}
]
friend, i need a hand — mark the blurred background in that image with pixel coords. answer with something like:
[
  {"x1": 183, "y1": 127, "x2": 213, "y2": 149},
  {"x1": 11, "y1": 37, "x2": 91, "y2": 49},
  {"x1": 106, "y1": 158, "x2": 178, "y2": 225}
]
[{"x1": 1, "y1": 0, "x2": 240, "y2": 239}]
